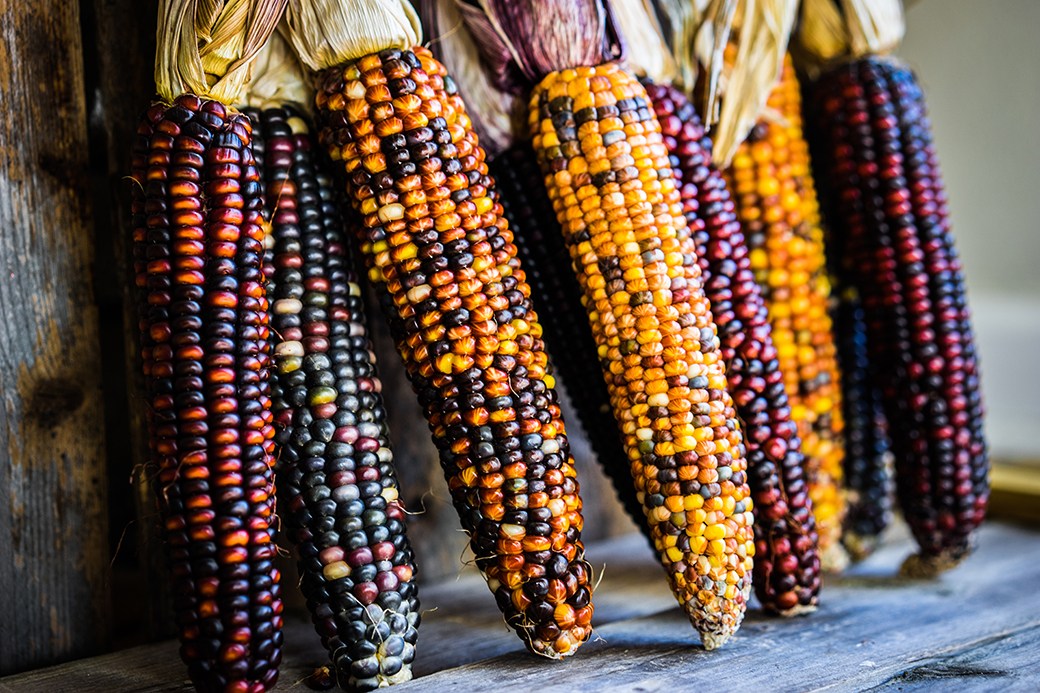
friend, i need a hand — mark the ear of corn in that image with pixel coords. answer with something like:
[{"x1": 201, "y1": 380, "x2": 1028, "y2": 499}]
[
  {"x1": 644, "y1": 79, "x2": 822, "y2": 615},
  {"x1": 806, "y1": 58, "x2": 988, "y2": 574},
  {"x1": 316, "y1": 47, "x2": 594, "y2": 659},
  {"x1": 247, "y1": 105, "x2": 421, "y2": 690},
  {"x1": 491, "y1": 144, "x2": 650, "y2": 540},
  {"x1": 529, "y1": 62, "x2": 755, "y2": 649},
  {"x1": 832, "y1": 287, "x2": 894, "y2": 561},
  {"x1": 723, "y1": 57, "x2": 847, "y2": 569},
  {"x1": 132, "y1": 94, "x2": 283, "y2": 691}
]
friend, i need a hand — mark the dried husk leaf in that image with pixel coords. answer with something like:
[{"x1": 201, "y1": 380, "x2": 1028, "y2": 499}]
[
  {"x1": 237, "y1": 28, "x2": 312, "y2": 112},
  {"x1": 611, "y1": 0, "x2": 678, "y2": 85},
  {"x1": 699, "y1": 0, "x2": 798, "y2": 167},
  {"x1": 423, "y1": 0, "x2": 521, "y2": 155},
  {"x1": 693, "y1": 0, "x2": 737, "y2": 126},
  {"x1": 155, "y1": 0, "x2": 289, "y2": 104},
  {"x1": 457, "y1": 0, "x2": 620, "y2": 90},
  {"x1": 281, "y1": 0, "x2": 422, "y2": 72},
  {"x1": 794, "y1": 0, "x2": 905, "y2": 73},
  {"x1": 648, "y1": 0, "x2": 706, "y2": 90}
]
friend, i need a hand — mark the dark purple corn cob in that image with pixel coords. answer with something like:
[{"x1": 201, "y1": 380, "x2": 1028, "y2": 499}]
[
  {"x1": 832, "y1": 287, "x2": 894, "y2": 561},
  {"x1": 806, "y1": 58, "x2": 989, "y2": 575},
  {"x1": 644, "y1": 80, "x2": 821, "y2": 614},
  {"x1": 131, "y1": 94, "x2": 283, "y2": 692},
  {"x1": 490, "y1": 145, "x2": 650, "y2": 541},
  {"x1": 248, "y1": 106, "x2": 420, "y2": 690}
]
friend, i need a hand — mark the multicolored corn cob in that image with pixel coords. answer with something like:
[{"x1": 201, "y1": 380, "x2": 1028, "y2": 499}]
[
  {"x1": 316, "y1": 47, "x2": 594, "y2": 658},
  {"x1": 832, "y1": 287, "x2": 894, "y2": 560},
  {"x1": 806, "y1": 58, "x2": 988, "y2": 574},
  {"x1": 248, "y1": 106, "x2": 420, "y2": 690},
  {"x1": 131, "y1": 94, "x2": 283, "y2": 692},
  {"x1": 490, "y1": 145, "x2": 649, "y2": 539},
  {"x1": 723, "y1": 57, "x2": 846, "y2": 567},
  {"x1": 645, "y1": 79, "x2": 821, "y2": 614},
  {"x1": 529, "y1": 62, "x2": 755, "y2": 648}
]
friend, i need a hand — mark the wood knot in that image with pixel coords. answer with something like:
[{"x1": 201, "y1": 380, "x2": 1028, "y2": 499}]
[{"x1": 25, "y1": 377, "x2": 85, "y2": 428}]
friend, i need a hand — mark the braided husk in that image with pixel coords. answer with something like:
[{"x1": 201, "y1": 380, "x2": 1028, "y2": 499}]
[{"x1": 155, "y1": 0, "x2": 288, "y2": 103}]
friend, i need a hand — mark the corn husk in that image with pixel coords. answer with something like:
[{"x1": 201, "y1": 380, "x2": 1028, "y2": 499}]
[
  {"x1": 649, "y1": 0, "x2": 710, "y2": 90},
  {"x1": 700, "y1": 0, "x2": 798, "y2": 168},
  {"x1": 611, "y1": 0, "x2": 679, "y2": 85},
  {"x1": 457, "y1": 0, "x2": 620, "y2": 90},
  {"x1": 422, "y1": 0, "x2": 521, "y2": 155},
  {"x1": 238, "y1": 29, "x2": 312, "y2": 112},
  {"x1": 795, "y1": 0, "x2": 905, "y2": 73},
  {"x1": 155, "y1": 0, "x2": 288, "y2": 104},
  {"x1": 281, "y1": 0, "x2": 422, "y2": 72}
]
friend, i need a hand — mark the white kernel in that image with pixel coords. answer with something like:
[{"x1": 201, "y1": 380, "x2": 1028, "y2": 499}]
[
  {"x1": 274, "y1": 340, "x2": 304, "y2": 358},
  {"x1": 273, "y1": 298, "x2": 302, "y2": 315},
  {"x1": 406, "y1": 284, "x2": 432, "y2": 303}
]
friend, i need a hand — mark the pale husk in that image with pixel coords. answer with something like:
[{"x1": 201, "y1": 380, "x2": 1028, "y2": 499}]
[
  {"x1": 422, "y1": 0, "x2": 521, "y2": 156},
  {"x1": 611, "y1": 0, "x2": 679, "y2": 85},
  {"x1": 155, "y1": 0, "x2": 289, "y2": 104},
  {"x1": 238, "y1": 29, "x2": 313, "y2": 112},
  {"x1": 794, "y1": 0, "x2": 905, "y2": 73},
  {"x1": 650, "y1": 0, "x2": 708, "y2": 91},
  {"x1": 700, "y1": 0, "x2": 798, "y2": 168},
  {"x1": 281, "y1": 0, "x2": 422, "y2": 72}
]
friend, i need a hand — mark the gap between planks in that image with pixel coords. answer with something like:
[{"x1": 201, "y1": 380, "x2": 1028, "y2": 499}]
[{"x1": 1, "y1": 521, "x2": 1038, "y2": 692}]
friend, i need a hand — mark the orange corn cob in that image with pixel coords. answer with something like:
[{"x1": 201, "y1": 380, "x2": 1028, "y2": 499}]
[
  {"x1": 723, "y1": 57, "x2": 846, "y2": 567},
  {"x1": 316, "y1": 47, "x2": 593, "y2": 658},
  {"x1": 530, "y1": 63, "x2": 755, "y2": 649}
]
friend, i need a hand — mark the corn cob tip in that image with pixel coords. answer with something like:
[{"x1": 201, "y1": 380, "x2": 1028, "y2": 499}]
[
  {"x1": 773, "y1": 603, "x2": 817, "y2": 619},
  {"x1": 821, "y1": 542, "x2": 851, "y2": 573},
  {"x1": 899, "y1": 548, "x2": 970, "y2": 579},
  {"x1": 842, "y1": 532, "x2": 883, "y2": 564},
  {"x1": 699, "y1": 627, "x2": 737, "y2": 652}
]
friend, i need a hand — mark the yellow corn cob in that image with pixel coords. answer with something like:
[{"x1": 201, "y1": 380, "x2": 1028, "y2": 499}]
[
  {"x1": 724, "y1": 57, "x2": 847, "y2": 568},
  {"x1": 529, "y1": 63, "x2": 755, "y2": 649}
]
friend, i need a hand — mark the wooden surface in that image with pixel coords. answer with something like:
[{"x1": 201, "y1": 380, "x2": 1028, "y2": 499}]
[
  {"x1": 2, "y1": 520, "x2": 1037, "y2": 691},
  {"x1": 0, "y1": 0, "x2": 111, "y2": 675}
]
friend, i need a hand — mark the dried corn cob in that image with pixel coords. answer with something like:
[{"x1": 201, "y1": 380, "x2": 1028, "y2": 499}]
[
  {"x1": 806, "y1": 58, "x2": 988, "y2": 573},
  {"x1": 529, "y1": 62, "x2": 754, "y2": 649},
  {"x1": 723, "y1": 57, "x2": 846, "y2": 568},
  {"x1": 248, "y1": 105, "x2": 420, "y2": 690},
  {"x1": 490, "y1": 145, "x2": 649, "y2": 539},
  {"x1": 645, "y1": 79, "x2": 820, "y2": 614},
  {"x1": 132, "y1": 94, "x2": 283, "y2": 692},
  {"x1": 832, "y1": 287, "x2": 893, "y2": 560},
  {"x1": 315, "y1": 47, "x2": 593, "y2": 658}
]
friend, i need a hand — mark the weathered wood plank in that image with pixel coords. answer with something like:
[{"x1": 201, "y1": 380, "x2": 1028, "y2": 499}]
[
  {"x1": 0, "y1": 1, "x2": 110, "y2": 675},
  {"x1": 389, "y1": 522, "x2": 1040, "y2": 692},
  {"x1": 79, "y1": 0, "x2": 167, "y2": 642},
  {"x1": 2, "y1": 522, "x2": 1036, "y2": 691}
]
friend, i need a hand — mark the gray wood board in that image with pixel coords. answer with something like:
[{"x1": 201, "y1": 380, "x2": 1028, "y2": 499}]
[{"x1": 2, "y1": 522, "x2": 1038, "y2": 691}]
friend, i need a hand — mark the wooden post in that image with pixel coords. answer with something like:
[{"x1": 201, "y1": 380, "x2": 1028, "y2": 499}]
[
  {"x1": 0, "y1": 1, "x2": 111, "y2": 674},
  {"x1": 81, "y1": 0, "x2": 171, "y2": 641}
]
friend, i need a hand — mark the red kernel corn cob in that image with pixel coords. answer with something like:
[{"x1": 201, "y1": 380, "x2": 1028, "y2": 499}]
[
  {"x1": 131, "y1": 94, "x2": 282, "y2": 692},
  {"x1": 248, "y1": 106, "x2": 420, "y2": 690},
  {"x1": 806, "y1": 58, "x2": 988, "y2": 573},
  {"x1": 723, "y1": 58, "x2": 846, "y2": 567},
  {"x1": 529, "y1": 63, "x2": 755, "y2": 649},
  {"x1": 491, "y1": 145, "x2": 650, "y2": 539},
  {"x1": 645, "y1": 79, "x2": 821, "y2": 614},
  {"x1": 317, "y1": 47, "x2": 593, "y2": 658}
]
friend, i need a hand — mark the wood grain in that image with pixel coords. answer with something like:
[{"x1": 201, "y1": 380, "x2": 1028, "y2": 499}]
[
  {"x1": 0, "y1": 0, "x2": 110, "y2": 675},
  {"x1": 79, "y1": 0, "x2": 167, "y2": 642},
  {"x1": 2, "y1": 521, "x2": 1036, "y2": 691}
]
